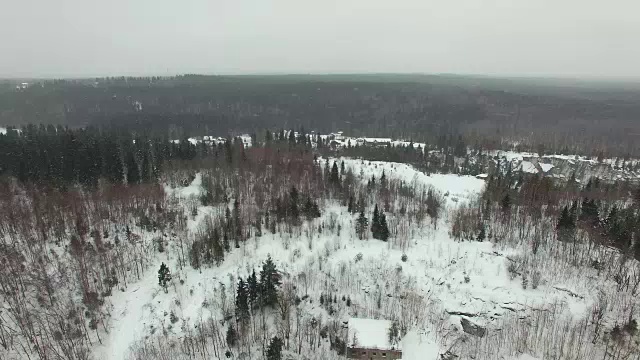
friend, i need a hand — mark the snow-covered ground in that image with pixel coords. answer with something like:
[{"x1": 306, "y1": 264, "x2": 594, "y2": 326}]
[
  {"x1": 94, "y1": 156, "x2": 634, "y2": 360},
  {"x1": 337, "y1": 158, "x2": 485, "y2": 206}
]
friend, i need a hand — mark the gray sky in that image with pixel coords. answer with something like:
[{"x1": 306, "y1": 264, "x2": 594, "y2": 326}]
[{"x1": 1, "y1": 0, "x2": 639, "y2": 78}]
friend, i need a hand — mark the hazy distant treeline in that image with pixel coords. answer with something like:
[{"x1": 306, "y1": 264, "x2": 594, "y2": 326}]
[{"x1": 3, "y1": 75, "x2": 640, "y2": 156}]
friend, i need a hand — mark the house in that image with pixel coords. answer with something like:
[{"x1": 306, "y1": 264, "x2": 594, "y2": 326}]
[
  {"x1": 517, "y1": 158, "x2": 555, "y2": 176},
  {"x1": 329, "y1": 139, "x2": 344, "y2": 150},
  {"x1": 364, "y1": 138, "x2": 392, "y2": 147},
  {"x1": 347, "y1": 318, "x2": 402, "y2": 359}
]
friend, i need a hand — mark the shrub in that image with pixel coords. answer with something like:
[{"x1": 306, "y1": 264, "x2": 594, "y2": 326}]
[{"x1": 401, "y1": 253, "x2": 408, "y2": 262}]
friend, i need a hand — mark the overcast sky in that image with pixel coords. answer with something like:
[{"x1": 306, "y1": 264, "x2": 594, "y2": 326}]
[{"x1": 1, "y1": 0, "x2": 638, "y2": 79}]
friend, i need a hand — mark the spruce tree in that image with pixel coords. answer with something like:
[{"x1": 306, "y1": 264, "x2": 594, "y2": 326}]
[
  {"x1": 634, "y1": 186, "x2": 640, "y2": 208},
  {"x1": 330, "y1": 162, "x2": 340, "y2": 186},
  {"x1": 259, "y1": 255, "x2": 281, "y2": 306},
  {"x1": 371, "y1": 204, "x2": 380, "y2": 239},
  {"x1": 356, "y1": 210, "x2": 369, "y2": 240},
  {"x1": 378, "y1": 212, "x2": 390, "y2": 241},
  {"x1": 312, "y1": 201, "x2": 321, "y2": 218},
  {"x1": 501, "y1": 194, "x2": 511, "y2": 213},
  {"x1": 557, "y1": 206, "x2": 575, "y2": 242},
  {"x1": 303, "y1": 196, "x2": 313, "y2": 219},
  {"x1": 569, "y1": 200, "x2": 578, "y2": 225},
  {"x1": 380, "y1": 170, "x2": 387, "y2": 189},
  {"x1": 212, "y1": 234, "x2": 224, "y2": 265},
  {"x1": 233, "y1": 198, "x2": 241, "y2": 248},
  {"x1": 235, "y1": 278, "x2": 249, "y2": 322},
  {"x1": 324, "y1": 158, "x2": 330, "y2": 182},
  {"x1": 348, "y1": 196, "x2": 354, "y2": 214},
  {"x1": 190, "y1": 241, "x2": 201, "y2": 270},
  {"x1": 580, "y1": 198, "x2": 600, "y2": 227},
  {"x1": 247, "y1": 269, "x2": 259, "y2": 309},
  {"x1": 226, "y1": 324, "x2": 237, "y2": 347},
  {"x1": 218, "y1": 227, "x2": 229, "y2": 252},
  {"x1": 477, "y1": 226, "x2": 486, "y2": 242},
  {"x1": 158, "y1": 263, "x2": 171, "y2": 293},
  {"x1": 289, "y1": 186, "x2": 300, "y2": 222},
  {"x1": 288, "y1": 129, "x2": 296, "y2": 145}
]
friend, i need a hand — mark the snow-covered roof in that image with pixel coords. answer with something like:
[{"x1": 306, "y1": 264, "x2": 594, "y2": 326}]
[
  {"x1": 348, "y1": 318, "x2": 399, "y2": 350},
  {"x1": 539, "y1": 163, "x2": 554, "y2": 173},
  {"x1": 364, "y1": 138, "x2": 392, "y2": 143},
  {"x1": 518, "y1": 161, "x2": 538, "y2": 174}
]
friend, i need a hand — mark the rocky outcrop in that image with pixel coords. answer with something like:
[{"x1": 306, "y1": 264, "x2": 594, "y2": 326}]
[{"x1": 461, "y1": 317, "x2": 486, "y2": 338}]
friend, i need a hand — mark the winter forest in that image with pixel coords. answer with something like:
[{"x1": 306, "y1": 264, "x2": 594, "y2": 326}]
[{"x1": 1, "y1": 75, "x2": 640, "y2": 360}]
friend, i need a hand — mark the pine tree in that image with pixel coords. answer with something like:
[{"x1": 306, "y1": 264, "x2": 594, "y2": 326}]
[
  {"x1": 158, "y1": 263, "x2": 171, "y2": 293},
  {"x1": 235, "y1": 278, "x2": 250, "y2": 322},
  {"x1": 356, "y1": 210, "x2": 369, "y2": 240},
  {"x1": 259, "y1": 255, "x2": 281, "y2": 307},
  {"x1": 266, "y1": 336, "x2": 283, "y2": 360}
]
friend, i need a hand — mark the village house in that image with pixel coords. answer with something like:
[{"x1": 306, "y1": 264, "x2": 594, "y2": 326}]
[
  {"x1": 364, "y1": 138, "x2": 392, "y2": 147},
  {"x1": 347, "y1": 318, "x2": 402, "y2": 359}
]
